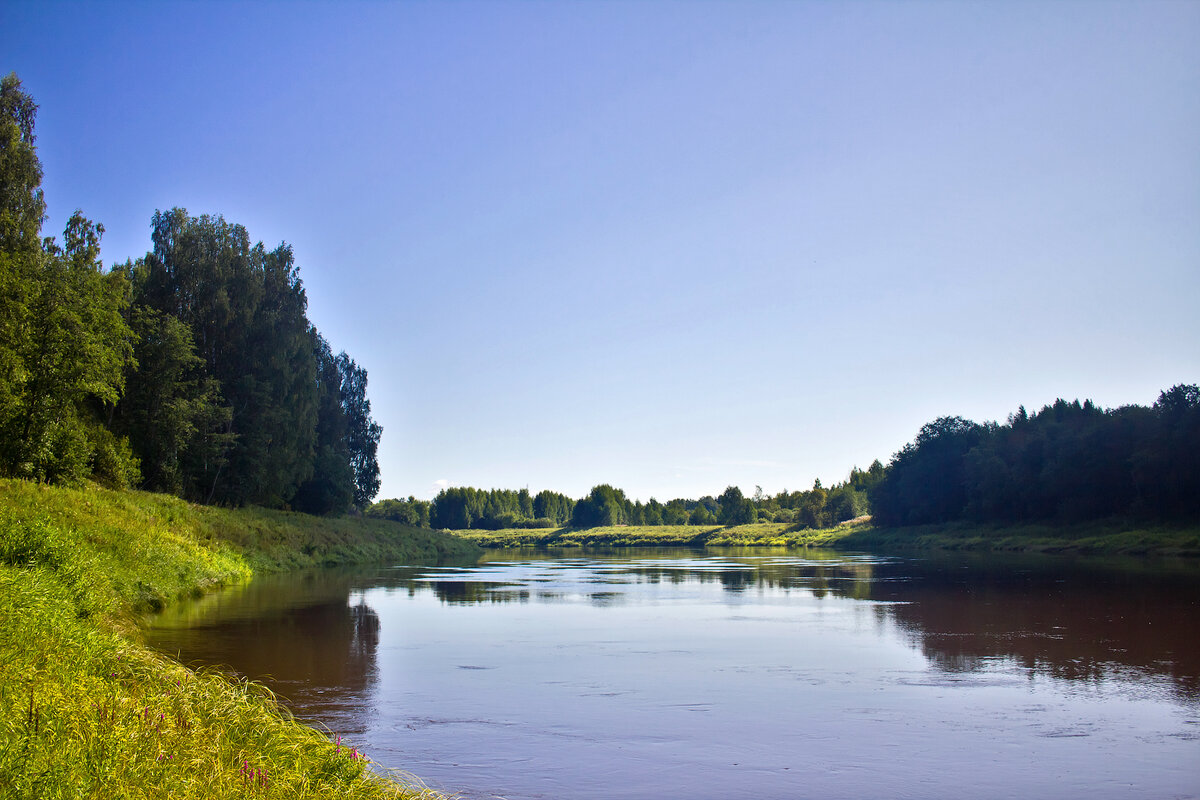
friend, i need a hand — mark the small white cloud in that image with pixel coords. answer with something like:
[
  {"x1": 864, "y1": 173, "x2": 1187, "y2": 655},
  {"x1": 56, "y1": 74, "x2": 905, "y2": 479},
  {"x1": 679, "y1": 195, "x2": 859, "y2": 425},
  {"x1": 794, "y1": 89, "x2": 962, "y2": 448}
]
[{"x1": 432, "y1": 478, "x2": 450, "y2": 491}]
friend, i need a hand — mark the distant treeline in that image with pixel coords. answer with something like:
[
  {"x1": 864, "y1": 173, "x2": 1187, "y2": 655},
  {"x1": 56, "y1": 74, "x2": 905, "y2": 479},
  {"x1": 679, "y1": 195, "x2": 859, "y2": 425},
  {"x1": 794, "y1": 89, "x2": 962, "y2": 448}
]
[
  {"x1": 371, "y1": 385, "x2": 1200, "y2": 532},
  {"x1": 0, "y1": 74, "x2": 381, "y2": 513},
  {"x1": 871, "y1": 386, "x2": 1200, "y2": 526},
  {"x1": 367, "y1": 466, "x2": 884, "y2": 531}
]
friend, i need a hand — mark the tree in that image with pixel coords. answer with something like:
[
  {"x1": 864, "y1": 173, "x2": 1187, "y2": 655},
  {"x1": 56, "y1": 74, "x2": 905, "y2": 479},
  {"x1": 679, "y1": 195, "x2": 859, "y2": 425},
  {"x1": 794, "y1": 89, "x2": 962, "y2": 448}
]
[
  {"x1": 0, "y1": 74, "x2": 44, "y2": 435},
  {"x1": 718, "y1": 485, "x2": 755, "y2": 526},
  {"x1": 366, "y1": 496, "x2": 431, "y2": 528},
  {"x1": 688, "y1": 504, "x2": 715, "y2": 526},
  {"x1": 291, "y1": 333, "x2": 355, "y2": 514},
  {"x1": 572, "y1": 484, "x2": 628, "y2": 528},
  {"x1": 135, "y1": 209, "x2": 319, "y2": 506},
  {"x1": 796, "y1": 480, "x2": 829, "y2": 528},
  {"x1": 1133, "y1": 384, "x2": 1200, "y2": 519},
  {"x1": 643, "y1": 498, "x2": 664, "y2": 526},
  {"x1": 115, "y1": 302, "x2": 231, "y2": 495},
  {"x1": 0, "y1": 208, "x2": 135, "y2": 483},
  {"x1": 872, "y1": 416, "x2": 983, "y2": 526},
  {"x1": 336, "y1": 352, "x2": 382, "y2": 509},
  {"x1": 534, "y1": 489, "x2": 575, "y2": 525},
  {"x1": 662, "y1": 499, "x2": 688, "y2": 525}
]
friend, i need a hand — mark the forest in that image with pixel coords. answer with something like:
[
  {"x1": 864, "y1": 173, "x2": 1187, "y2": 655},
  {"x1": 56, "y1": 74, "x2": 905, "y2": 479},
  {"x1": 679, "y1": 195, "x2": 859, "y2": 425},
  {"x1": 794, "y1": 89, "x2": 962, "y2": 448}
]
[
  {"x1": 0, "y1": 74, "x2": 381, "y2": 514},
  {"x1": 870, "y1": 387, "x2": 1200, "y2": 527}
]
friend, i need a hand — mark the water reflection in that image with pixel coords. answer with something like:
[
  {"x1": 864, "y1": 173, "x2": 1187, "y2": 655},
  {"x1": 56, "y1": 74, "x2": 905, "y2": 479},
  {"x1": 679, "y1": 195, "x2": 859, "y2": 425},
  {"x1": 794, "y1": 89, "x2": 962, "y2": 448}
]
[
  {"x1": 143, "y1": 549, "x2": 1200, "y2": 800},
  {"x1": 395, "y1": 549, "x2": 1200, "y2": 701},
  {"x1": 146, "y1": 551, "x2": 1200, "y2": 709},
  {"x1": 410, "y1": 548, "x2": 882, "y2": 604},
  {"x1": 145, "y1": 569, "x2": 385, "y2": 733},
  {"x1": 875, "y1": 554, "x2": 1200, "y2": 702}
]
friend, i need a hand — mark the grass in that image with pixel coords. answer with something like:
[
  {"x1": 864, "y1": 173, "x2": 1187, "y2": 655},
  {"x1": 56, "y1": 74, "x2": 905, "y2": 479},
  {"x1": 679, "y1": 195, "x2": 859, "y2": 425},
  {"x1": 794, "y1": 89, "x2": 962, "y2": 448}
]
[
  {"x1": 825, "y1": 519, "x2": 1200, "y2": 556},
  {"x1": 450, "y1": 519, "x2": 860, "y2": 548},
  {"x1": 450, "y1": 516, "x2": 1200, "y2": 557},
  {"x1": 0, "y1": 478, "x2": 477, "y2": 799}
]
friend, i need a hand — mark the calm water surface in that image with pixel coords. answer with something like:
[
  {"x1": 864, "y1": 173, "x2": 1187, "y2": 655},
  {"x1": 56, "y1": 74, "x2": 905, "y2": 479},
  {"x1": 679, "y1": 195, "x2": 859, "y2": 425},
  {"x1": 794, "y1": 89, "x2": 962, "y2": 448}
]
[{"x1": 144, "y1": 549, "x2": 1200, "y2": 799}]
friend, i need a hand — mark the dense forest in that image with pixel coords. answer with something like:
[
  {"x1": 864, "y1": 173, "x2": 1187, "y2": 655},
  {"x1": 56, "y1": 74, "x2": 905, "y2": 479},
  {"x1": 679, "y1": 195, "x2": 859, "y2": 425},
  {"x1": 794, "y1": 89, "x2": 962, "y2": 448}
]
[
  {"x1": 871, "y1": 386, "x2": 1200, "y2": 526},
  {"x1": 0, "y1": 74, "x2": 380, "y2": 513}
]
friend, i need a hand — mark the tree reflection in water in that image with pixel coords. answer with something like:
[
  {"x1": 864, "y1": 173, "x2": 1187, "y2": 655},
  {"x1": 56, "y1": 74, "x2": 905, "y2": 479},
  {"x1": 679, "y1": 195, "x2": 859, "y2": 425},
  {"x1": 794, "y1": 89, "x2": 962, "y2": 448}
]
[
  {"x1": 401, "y1": 549, "x2": 1200, "y2": 703},
  {"x1": 145, "y1": 568, "x2": 385, "y2": 733},
  {"x1": 145, "y1": 548, "x2": 1200, "y2": 743}
]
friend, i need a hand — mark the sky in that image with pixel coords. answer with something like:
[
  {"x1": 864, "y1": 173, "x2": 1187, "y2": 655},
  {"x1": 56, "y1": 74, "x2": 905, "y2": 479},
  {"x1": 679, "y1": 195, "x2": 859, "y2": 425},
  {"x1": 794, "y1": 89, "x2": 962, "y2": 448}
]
[{"x1": 3, "y1": 1, "x2": 1198, "y2": 503}]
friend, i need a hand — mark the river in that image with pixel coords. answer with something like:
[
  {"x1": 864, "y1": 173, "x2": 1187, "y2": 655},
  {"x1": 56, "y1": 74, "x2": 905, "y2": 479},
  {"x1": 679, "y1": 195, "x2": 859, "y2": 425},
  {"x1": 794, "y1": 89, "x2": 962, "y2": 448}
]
[{"x1": 143, "y1": 548, "x2": 1200, "y2": 799}]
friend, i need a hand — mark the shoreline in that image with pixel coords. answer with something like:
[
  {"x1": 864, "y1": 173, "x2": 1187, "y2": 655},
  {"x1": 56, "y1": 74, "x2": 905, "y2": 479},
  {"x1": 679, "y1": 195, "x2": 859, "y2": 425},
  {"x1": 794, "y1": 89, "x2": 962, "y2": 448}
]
[
  {"x1": 449, "y1": 517, "x2": 1200, "y2": 557},
  {"x1": 0, "y1": 478, "x2": 477, "y2": 799}
]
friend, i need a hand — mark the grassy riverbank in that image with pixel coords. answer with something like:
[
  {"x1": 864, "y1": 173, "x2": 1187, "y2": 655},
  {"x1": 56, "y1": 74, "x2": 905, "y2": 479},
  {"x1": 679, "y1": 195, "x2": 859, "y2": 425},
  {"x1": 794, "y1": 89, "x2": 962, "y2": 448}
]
[
  {"x1": 0, "y1": 478, "x2": 477, "y2": 799},
  {"x1": 821, "y1": 519, "x2": 1200, "y2": 556},
  {"x1": 452, "y1": 517, "x2": 1200, "y2": 556},
  {"x1": 452, "y1": 519, "x2": 867, "y2": 548}
]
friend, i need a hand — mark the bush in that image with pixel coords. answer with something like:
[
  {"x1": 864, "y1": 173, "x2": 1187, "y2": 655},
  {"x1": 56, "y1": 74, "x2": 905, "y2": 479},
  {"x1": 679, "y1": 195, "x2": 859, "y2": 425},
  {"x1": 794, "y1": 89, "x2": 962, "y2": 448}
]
[{"x1": 87, "y1": 423, "x2": 141, "y2": 489}]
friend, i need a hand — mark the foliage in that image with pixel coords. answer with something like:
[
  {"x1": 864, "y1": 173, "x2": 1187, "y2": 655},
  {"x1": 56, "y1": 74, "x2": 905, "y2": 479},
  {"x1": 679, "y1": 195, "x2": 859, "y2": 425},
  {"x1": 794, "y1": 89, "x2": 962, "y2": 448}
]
[
  {"x1": 125, "y1": 209, "x2": 317, "y2": 506},
  {"x1": 113, "y1": 209, "x2": 384, "y2": 512},
  {"x1": 336, "y1": 352, "x2": 383, "y2": 508},
  {"x1": 571, "y1": 484, "x2": 629, "y2": 528},
  {"x1": 292, "y1": 334, "x2": 356, "y2": 515},
  {"x1": 428, "y1": 486, "x2": 575, "y2": 530},
  {"x1": 872, "y1": 388, "x2": 1200, "y2": 527},
  {"x1": 717, "y1": 486, "x2": 756, "y2": 526},
  {"x1": 422, "y1": 473, "x2": 885, "y2": 534},
  {"x1": 366, "y1": 496, "x2": 432, "y2": 528},
  {"x1": 0, "y1": 75, "x2": 137, "y2": 486},
  {"x1": 116, "y1": 304, "x2": 231, "y2": 496},
  {"x1": 0, "y1": 76, "x2": 383, "y2": 515},
  {"x1": 533, "y1": 489, "x2": 574, "y2": 526}
]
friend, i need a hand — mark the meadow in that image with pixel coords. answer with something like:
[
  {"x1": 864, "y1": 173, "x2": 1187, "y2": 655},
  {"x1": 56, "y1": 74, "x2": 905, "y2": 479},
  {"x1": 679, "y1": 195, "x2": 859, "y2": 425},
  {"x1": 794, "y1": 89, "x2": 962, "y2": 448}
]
[
  {"x1": 451, "y1": 517, "x2": 1200, "y2": 556},
  {"x1": 0, "y1": 478, "x2": 477, "y2": 799}
]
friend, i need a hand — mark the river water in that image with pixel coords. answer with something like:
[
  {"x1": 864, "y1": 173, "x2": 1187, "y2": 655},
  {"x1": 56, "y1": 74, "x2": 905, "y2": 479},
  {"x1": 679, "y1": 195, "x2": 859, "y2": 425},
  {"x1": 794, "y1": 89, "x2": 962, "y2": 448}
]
[{"x1": 143, "y1": 548, "x2": 1200, "y2": 799}]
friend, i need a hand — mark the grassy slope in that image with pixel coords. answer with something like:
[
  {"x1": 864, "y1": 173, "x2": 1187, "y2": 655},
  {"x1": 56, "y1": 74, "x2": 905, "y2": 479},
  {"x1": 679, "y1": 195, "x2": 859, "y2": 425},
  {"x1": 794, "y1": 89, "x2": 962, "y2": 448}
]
[
  {"x1": 0, "y1": 479, "x2": 478, "y2": 800},
  {"x1": 451, "y1": 518, "x2": 1200, "y2": 556}
]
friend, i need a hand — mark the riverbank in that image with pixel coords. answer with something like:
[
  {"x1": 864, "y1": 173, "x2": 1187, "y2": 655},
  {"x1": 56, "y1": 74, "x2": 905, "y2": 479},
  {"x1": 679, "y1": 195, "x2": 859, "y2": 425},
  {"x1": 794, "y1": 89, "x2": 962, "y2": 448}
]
[
  {"x1": 824, "y1": 519, "x2": 1200, "y2": 556},
  {"x1": 451, "y1": 517, "x2": 1200, "y2": 556},
  {"x1": 0, "y1": 478, "x2": 477, "y2": 799}
]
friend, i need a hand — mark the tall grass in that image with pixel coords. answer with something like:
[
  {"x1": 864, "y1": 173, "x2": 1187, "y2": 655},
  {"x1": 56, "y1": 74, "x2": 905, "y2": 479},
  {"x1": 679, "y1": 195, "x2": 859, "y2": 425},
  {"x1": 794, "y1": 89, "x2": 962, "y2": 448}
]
[{"x1": 0, "y1": 479, "x2": 468, "y2": 799}]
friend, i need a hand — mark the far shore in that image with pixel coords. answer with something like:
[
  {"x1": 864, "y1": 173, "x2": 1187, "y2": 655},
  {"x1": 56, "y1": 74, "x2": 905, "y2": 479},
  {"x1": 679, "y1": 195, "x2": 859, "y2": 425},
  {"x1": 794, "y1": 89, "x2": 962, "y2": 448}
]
[{"x1": 447, "y1": 517, "x2": 1200, "y2": 557}]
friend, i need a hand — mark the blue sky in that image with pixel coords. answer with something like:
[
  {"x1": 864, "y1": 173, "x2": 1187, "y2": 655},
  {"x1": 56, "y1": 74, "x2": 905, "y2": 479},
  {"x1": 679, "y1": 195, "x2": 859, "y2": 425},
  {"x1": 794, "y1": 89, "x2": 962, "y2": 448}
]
[{"x1": 4, "y1": 1, "x2": 1198, "y2": 503}]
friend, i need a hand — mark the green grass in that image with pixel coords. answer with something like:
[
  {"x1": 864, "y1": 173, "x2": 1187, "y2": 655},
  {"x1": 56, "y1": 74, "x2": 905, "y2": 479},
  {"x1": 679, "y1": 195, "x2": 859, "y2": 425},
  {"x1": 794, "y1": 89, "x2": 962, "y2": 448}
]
[
  {"x1": 825, "y1": 519, "x2": 1200, "y2": 556},
  {"x1": 449, "y1": 516, "x2": 1200, "y2": 557},
  {"x1": 451, "y1": 520, "x2": 847, "y2": 548},
  {"x1": 0, "y1": 478, "x2": 476, "y2": 799}
]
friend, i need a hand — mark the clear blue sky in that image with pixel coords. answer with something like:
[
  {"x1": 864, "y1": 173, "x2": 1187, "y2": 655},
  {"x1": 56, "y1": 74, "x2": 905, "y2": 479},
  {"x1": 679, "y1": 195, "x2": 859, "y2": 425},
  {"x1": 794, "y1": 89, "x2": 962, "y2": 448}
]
[{"x1": 4, "y1": 1, "x2": 1198, "y2": 503}]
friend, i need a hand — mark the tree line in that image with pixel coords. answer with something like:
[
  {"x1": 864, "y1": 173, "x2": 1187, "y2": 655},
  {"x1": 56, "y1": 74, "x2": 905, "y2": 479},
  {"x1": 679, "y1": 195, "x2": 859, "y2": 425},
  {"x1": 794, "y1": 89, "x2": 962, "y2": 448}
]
[
  {"x1": 369, "y1": 385, "x2": 1199, "y2": 532},
  {"x1": 367, "y1": 467, "x2": 884, "y2": 531},
  {"x1": 0, "y1": 74, "x2": 381, "y2": 513},
  {"x1": 871, "y1": 386, "x2": 1200, "y2": 526}
]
